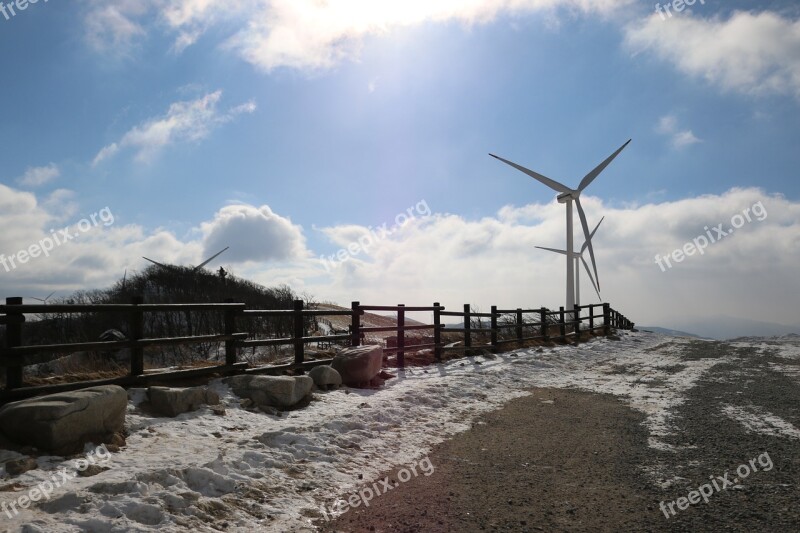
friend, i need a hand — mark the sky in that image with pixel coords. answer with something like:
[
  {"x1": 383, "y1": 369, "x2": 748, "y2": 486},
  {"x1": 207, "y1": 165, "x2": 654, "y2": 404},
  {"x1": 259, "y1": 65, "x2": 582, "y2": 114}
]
[{"x1": 1, "y1": 0, "x2": 799, "y2": 337}]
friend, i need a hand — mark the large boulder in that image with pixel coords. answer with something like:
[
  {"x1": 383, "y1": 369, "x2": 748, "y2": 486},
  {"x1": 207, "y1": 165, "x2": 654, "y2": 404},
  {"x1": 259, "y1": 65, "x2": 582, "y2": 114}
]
[
  {"x1": 0, "y1": 385, "x2": 127, "y2": 455},
  {"x1": 308, "y1": 365, "x2": 342, "y2": 390},
  {"x1": 331, "y1": 345, "x2": 383, "y2": 387},
  {"x1": 223, "y1": 375, "x2": 313, "y2": 409},
  {"x1": 148, "y1": 386, "x2": 220, "y2": 417}
]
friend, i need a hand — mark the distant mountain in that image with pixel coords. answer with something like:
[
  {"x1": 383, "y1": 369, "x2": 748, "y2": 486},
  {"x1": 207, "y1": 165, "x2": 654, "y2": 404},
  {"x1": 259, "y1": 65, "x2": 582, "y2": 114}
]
[
  {"x1": 639, "y1": 326, "x2": 709, "y2": 340},
  {"x1": 657, "y1": 316, "x2": 800, "y2": 341}
]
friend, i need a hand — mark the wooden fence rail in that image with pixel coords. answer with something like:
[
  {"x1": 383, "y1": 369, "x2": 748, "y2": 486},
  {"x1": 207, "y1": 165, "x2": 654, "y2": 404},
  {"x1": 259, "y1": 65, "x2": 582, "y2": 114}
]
[{"x1": 0, "y1": 296, "x2": 634, "y2": 402}]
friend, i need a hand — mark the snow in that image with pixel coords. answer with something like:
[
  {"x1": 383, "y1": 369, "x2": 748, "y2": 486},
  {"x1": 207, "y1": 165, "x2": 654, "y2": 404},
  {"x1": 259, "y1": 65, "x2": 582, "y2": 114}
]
[
  {"x1": 0, "y1": 331, "x2": 795, "y2": 532},
  {"x1": 721, "y1": 404, "x2": 800, "y2": 440}
]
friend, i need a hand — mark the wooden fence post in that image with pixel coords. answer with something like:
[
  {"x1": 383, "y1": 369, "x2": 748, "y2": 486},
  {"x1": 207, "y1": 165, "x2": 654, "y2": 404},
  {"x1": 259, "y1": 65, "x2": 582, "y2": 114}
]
[
  {"x1": 293, "y1": 299, "x2": 305, "y2": 367},
  {"x1": 540, "y1": 308, "x2": 548, "y2": 342},
  {"x1": 490, "y1": 305, "x2": 498, "y2": 352},
  {"x1": 351, "y1": 301, "x2": 361, "y2": 347},
  {"x1": 516, "y1": 308, "x2": 523, "y2": 343},
  {"x1": 589, "y1": 304, "x2": 594, "y2": 332},
  {"x1": 603, "y1": 303, "x2": 611, "y2": 335},
  {"x1": 224, "y1": 298, "x2": 237, "y2": 366},
  {"x1": 4, "y1": 297, "x2": 24, "y2": 389},
  {"x1": 130, "y1": 295, "x2": 144, "y2": 376},
  {"x1": 433, "y1": 302, "x2": 442, "y2": 362},
  {"x1": 463, "y1": 304, "x2": 471, "y2": 351},
  {"x1": 397, "y1": 304, "x2": 405, "y2": 368},
  {"x1": 574, "y1": 304, "x2": 581, "y2": 338},
  {"x1": 559, "y1": 306, "x2": 566, "y2": 340}
]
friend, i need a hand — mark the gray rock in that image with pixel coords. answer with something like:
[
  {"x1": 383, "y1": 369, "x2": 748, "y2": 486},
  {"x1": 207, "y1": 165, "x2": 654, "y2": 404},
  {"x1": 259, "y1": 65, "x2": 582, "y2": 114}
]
[
  {"x1": 331, "y1": 345, "x2": 383, "y2": 386},
  {"x1": 0, "y1": 385, "x2": 127, "y2": 455},
  {"x1": 148, "y1": 386, "x2": 220, "y2": 417},
  {"x1": 224, "y1": 375, "x2": 313, "y2": 409},
  {"x1": 308, "y1": 365, "x2": 342, "y2": 390},
  {"x1": 5, "y1": 457, "x2": 38, "y2": 476}
]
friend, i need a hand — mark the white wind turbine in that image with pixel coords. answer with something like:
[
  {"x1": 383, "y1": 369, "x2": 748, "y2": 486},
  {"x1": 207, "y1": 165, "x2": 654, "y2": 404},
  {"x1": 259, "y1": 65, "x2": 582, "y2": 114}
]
[
  {"x1": 490, "y1": 140, "x2": 630, "y2": 313},
  {"x1": 536, "y1": 217, "x2": 604, "y2": 306}
]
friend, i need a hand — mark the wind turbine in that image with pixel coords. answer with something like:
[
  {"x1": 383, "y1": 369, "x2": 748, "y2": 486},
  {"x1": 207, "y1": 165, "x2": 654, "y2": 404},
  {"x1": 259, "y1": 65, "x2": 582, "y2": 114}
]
[
  {"x1": 29, "y1": 291, "x2": 56, "y2": 304},
  {"x1": 490, "y1": 140, "x2": 630, "y2": 312},
  {"x1": 143, "y1": 246, "x2": 230, "y2": 273},
  {"x1": 536, "y1": 217, "x2": 604, "y2": 306}
]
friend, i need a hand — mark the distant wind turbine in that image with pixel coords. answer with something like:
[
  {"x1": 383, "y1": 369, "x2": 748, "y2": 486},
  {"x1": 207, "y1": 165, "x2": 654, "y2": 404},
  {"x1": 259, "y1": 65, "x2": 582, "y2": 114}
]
[
  {"x1": 490, "y1": 140, "x2": 630, "y2": 312},
  {"x1": 143, "y1": 246, "x2": 230, "y2": 273},
  {"x1": 536, "y1": 217, "x2": 604, "y2": 306},
  {"x1": 29, "y1": 291, "x2": 56, "y2": 304}
]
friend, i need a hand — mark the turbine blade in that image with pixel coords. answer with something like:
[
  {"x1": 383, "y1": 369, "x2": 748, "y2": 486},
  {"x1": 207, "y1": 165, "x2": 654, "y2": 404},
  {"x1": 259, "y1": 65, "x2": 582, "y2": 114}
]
[
  {"x1": 581, "y1": 216, "x2": 605, "y2": 253},
  {"x1": 535, "y1": 246, "x2": 569, "y2": 256},
  {"x1": 581, "y1": 256, "x2": 602, "y2": 300},
  {"x1": 575, "y1": 198, "x2": 600, "y2": 291},
  {"x1": 44, "y1": 291, "x2": 56, "y2": 301},
  {"x1": 489, "y1": 154, "x2": 572, "y2": 195},
  {"x1": 142, "y1": 257, "x2": 169, "y2": 269},
  {"x1": 577, "y1": 139, "x2": 631, "y2": 192},
  {"x1": 194, "y1": 246, "x2": 230, "y2": 271}
]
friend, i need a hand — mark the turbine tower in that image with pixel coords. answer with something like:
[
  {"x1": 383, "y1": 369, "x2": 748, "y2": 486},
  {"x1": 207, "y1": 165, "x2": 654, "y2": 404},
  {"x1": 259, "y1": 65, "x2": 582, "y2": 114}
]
[
  {"x1": 536, "y1": 217, "x2": 604, "y2": 306},
  {"x1": 490, "y1": 140, "x2": 630, "y2": 312}
]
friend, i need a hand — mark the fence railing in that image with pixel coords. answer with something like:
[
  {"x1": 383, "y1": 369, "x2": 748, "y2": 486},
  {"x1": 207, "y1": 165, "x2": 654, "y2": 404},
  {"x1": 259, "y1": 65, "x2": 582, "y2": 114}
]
[{"x1": 0, "y1": 296, "x2": 633, "y2": 402}]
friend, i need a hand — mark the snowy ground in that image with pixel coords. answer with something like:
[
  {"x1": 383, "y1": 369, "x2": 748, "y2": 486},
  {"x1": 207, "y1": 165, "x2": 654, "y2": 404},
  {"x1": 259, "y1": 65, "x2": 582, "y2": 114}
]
[{"x1": 2, "y1": 330, "x2": 799, "y2": 532}]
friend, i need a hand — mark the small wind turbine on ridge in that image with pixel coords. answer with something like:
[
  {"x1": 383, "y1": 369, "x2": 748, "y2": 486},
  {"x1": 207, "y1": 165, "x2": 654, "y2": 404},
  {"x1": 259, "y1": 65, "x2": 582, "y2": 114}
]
[
  {"x1": 29, "y1": 291, "x2": 56, "y2": 304},
  {"x1": 143, "y1": 246, "x2": 230, "y2": 272}
]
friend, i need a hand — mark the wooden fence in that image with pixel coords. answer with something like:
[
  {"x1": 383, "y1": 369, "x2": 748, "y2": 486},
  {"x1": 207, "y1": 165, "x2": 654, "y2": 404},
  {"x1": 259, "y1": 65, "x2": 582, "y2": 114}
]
[{"x1": 0, "y1": 296, "x2": 633, "y2": 403}]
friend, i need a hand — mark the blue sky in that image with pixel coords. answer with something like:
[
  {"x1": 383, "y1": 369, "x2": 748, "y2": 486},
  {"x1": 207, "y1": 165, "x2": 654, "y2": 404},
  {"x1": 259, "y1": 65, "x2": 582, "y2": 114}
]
[{"x1": 1, "y1": 0, "x2": 799, "y2": 336}]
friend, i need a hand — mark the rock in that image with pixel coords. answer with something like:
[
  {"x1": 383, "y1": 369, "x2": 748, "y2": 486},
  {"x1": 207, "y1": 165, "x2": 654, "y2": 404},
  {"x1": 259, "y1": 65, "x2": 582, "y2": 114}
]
[
  {"x1": 331, "y1": 345, "x2": 383, "y2": 387},
  {"x1": 258, "y1": 405, "x2": 281, "y2": 416},
  {"x1": 210, "y1": 405, "x2": 226, "y2": 416},
  {"x1": 224, "y1": 375, "x2": 313, "y2": 409},
  {"x1": 0, "y1": 385, "x2": 127, "y2": 455},
  {"x1": 4, "y1": 457, "x2": 38, "y2": 476},
  {"x1": 148, "y1": 386, "x2": 220, "y2": 417},
  {"x1": 308, "y1": 366, "x2": 342, "y2": 390},
  {"x1": 77, "y1": 464, "x2": 109, "y2": 477}
]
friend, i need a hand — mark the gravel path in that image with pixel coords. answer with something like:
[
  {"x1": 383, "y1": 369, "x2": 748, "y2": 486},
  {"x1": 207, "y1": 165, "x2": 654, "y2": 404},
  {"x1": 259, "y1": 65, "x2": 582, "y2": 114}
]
[{"x1": 318, "y1": 337, "x2": 800, "y2": 532}]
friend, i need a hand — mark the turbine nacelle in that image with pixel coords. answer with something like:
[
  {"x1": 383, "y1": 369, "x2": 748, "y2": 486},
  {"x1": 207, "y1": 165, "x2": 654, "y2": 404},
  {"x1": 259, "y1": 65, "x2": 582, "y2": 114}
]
[{"x1": 556, "y1": 191, "x2": 577, "y2": 204}]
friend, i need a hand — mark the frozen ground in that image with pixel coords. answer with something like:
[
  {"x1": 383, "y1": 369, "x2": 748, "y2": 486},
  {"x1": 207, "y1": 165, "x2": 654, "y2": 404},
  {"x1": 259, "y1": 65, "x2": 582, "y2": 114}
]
[{"x1": 2, "y1": 330, "x2": 799, "y2": 532}]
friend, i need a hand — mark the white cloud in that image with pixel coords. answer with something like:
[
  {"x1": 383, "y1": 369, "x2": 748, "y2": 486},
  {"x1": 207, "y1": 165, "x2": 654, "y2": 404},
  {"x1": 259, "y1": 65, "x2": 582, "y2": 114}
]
[
  {"x1": 225, "y1": 0, "x2": 635, "y2": 72},
  {"x1": 200, "y1": 204, "x2": 309, "y2": 263},
  {"x1": 92, "y1": 91, "x2": 256, "y2": 165},
  {"x1": 625, "y1": 10, "x2": 800, "y2": 99},
  {"x1": 304, "y1": 188, "x2": 798, "y2": 331},
  {"x1": 85, "y1": 0, "x2": 634, "y2": 71},
  {"x1": 656, "y1": 114, "x2": 701, "y2": 149},
  {"x1": 16, "y1": 163, "x2": 60, "y2": 188},
  {"x1": 3, "y1": 183, "x2": 797, "y2": 337},
  {"x1": 84, "y1": 1, "x2": 148, "y2": 54}
]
